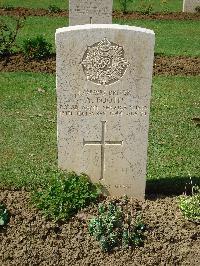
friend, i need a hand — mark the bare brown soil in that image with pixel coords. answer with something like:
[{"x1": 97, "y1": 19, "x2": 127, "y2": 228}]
[
  {"x1": 154, "y1": 55, "x2": 200, "y2": 76},
  {"x1": 0, "y1": 54, "x2": 56, "y2": 74},
  {"x1": 113, "y1": 10, "x2": 200, "y2": 21},
  {"x1": 0, "y1": 7, "x2": 200, "y2": 20},
  {"x1": 0, "y1": 189, "x2": 199, "y2": 266},
  {"x1": 1, "y1": 53, "x2": 200, "y2": 76}
]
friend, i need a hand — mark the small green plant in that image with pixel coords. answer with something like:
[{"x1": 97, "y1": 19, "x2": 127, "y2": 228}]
[
  {"x1": 0, "y1": 16, "x2": 25, "y2": 57},
  {"x1": 0, "y1": 203, "x2": 9, "y2": 226},
  {"x1": 195, "y1": 6, "x2": 200, "y2": 13},
  {"x1": 160, "y1": 0, "x2": 170, "y2": 13},
  {"x1": 48, "y1": 5, "x2": 61, "y2": 13},
  {"x1": 88, "y1": 202, "x2": 145, "y2": 252},
  {"x1": 119, "y1": 0, "x2": 133, "y2": 14},
  {"x1": 141, "y1": 4, "x2": 153, "y2": 15},
  {"x1": 32, "y1": 172, "x2": 101, "y2": 221},
  {"x1": 139, "y1": 0, "x2": 154, "y2": 15},
  {"x1": 22, "y1": 36, "x2": 52, "y2": 60},
  {"x1": 179, "y1": 185, "x2": 200, "y2": 223},
  {"x1": 2, "y1": 4, "x2": 14, "y2": 11}
]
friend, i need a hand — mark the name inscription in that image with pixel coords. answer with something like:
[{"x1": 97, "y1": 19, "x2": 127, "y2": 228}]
[{"x1": 59, "y1": 88, "x2": 147, "y2": 117}]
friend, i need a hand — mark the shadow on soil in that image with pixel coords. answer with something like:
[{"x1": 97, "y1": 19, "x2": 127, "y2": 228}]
[{"x1": 146, "y1": 176, "x2": 200, "y2": 197}]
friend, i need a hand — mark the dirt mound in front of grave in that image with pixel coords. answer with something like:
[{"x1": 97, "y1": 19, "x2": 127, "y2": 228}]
[
  {"x1": 1, "y1": 53, "x2": 200, "y2": 76},
  {"x1": 0, "y1": 7, "x2": 200, "y2": 20},
  {"x1": 0, "y1": 189, "x2": 199, "y2": 265}
]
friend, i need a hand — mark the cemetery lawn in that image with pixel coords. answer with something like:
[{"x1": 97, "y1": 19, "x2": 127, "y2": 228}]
[
  {"x1": 0, "y1": 0, "x2": 183, "y2": 12},
  {"x1": 0, "y1": 0, "x2": 68, "y2": 10},
  {"x1": 1, "y1": 16, "x2": 200, "y2": 57},
  {"x1": 117, "y1": 19, "x2": 200, "y2": 57},
  {"x1": 0, "y1": 72, "x2": 199, "y2": 192}
]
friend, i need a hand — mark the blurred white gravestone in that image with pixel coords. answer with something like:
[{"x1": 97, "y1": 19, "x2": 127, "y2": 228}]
[
  {"x1": 56, "y1": 24, "x2": 155, "y2": 200},
  {"x1": 183, "y1": 0, "x2": 200, "y2": 12},
  {"x1": 69, "y1": 0, "x2": 113, "y2": 25}
]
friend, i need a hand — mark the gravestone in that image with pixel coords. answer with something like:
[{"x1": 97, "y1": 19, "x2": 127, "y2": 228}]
[
  {"x1": 183, "y1": 0, "x2": 200, "y2": 12},
  {"x1": 56, "y1": 24, "x2": 155, "y2": 200},
  {"x1": 69, "y1": 0, "x2": 113, "y2": 26}
]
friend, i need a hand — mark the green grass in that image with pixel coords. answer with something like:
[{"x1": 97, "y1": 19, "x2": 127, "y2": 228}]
[
  {"x1": 0, "y1": 16, "x2": 66, "y2": 53},
  {"x1": 147, "y1": 76, "x2": 200, "y2": 187},
  {"x1": 1, "y1": 16, "x2": 200, "y2": 57},
  {"x1": 0, "y1": 72, "x2": 199, "y2": 191},
  {"x1": 0, "y1": 0, "x2": 183, "y2": 12},
  {"x1": 115, "y1": 19, "x2": 200, "y2": 56},
  {"x1": 0, "y1": 72, "x2": 57, "y2": 189},
  {"x1": 0, "y1": 0, "x2": 67, "y2": 10},
  {"x1": 114, "y1": 0, "x2": 183, "y2": 13}
]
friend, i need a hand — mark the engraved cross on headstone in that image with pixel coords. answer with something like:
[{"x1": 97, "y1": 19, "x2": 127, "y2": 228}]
[{"x1": 83, "y1": 121, "x2": 123, "y2": 180}]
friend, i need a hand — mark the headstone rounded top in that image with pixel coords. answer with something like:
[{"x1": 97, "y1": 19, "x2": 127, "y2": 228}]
[{"x1": 56, "y1": 24, "x2": 155, "y2": 36}]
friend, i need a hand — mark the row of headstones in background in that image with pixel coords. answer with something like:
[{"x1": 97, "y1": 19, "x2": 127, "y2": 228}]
[
  {"x1": 183, "y1": 0, "x2": 200, "y2": 12},
  {"x1": 69, "y1": 0, "x2": 113, "y2": 26},
  {"x1": 69, "y1": 0, "x2": 200, "y2": 19}
]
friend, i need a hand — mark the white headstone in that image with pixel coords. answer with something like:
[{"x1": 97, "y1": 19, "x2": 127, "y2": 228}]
[
  {"x1": 69, "y1": 0, "x2": 113, "y2": 26},
  {"x1": 56, "y1": 24, "x2": 155, "y2": 200},
  {"x1": 183, "y1": 0, "x2": 200, "y2": 12}
]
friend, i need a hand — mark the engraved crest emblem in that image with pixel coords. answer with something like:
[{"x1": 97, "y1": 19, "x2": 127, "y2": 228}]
[{"x1": 81, "y1": 38, "x2": 129, "y2": 85}]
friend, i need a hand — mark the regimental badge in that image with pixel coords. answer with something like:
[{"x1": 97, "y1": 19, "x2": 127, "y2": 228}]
[{"x1": 81, "y1": 38, "x2": 129, "y2": 85}]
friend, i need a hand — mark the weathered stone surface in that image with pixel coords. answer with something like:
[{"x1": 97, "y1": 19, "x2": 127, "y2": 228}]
[
  {"x1": 56, "y1": 24, "x2": 155, "y2": 199},
  {"x1": 183, "y1": 0, "x2": 200, "y2": 12},
  {"x1": 69, "y1": 0, "x2": 113, "y2": 26}
]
